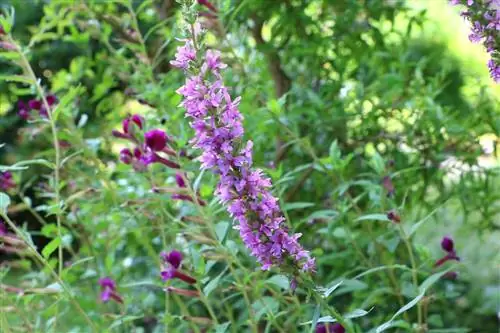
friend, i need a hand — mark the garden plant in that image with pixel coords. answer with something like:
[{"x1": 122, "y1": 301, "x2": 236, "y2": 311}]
[{"x1": 0, "y1": 0, "x2": 499, "y2": 332}]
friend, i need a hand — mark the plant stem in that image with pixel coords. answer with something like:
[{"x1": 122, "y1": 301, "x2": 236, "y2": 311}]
[
  {"x1": 12, "y1": 36, "x2": 64, "y2": 276},
  {"x1": 0, "y1": 213, "x2": 97, "y2": 330},
  {"x1": 398, "y1": 224, "x2": 423, "y2": 331}
]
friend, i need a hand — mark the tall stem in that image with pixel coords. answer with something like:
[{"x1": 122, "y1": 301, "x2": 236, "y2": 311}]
[{"x1": 12, "y1": 37, "x2": 64, "y2": 276}]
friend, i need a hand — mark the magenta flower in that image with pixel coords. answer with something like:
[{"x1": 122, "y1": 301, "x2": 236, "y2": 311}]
[
  {"x1": 175, "y1": 172, "x2": 186, "y2": 188},
  {"x1": 17, "y1": 101, "x2": 30, "y2": 120},
  {"x1": 145, "y1": 129, "x2": 168, "y2": 151},
  {"x1": 316, "y1": 323, "x2": 345, "y2": 333},
  {"x1": 122, "y1": 114, "x2": 144, "y2": 134},
  {"x1": 172, "y1": 28, "x2": 314, "y2": 273},
  {"x1": 119, "y1": 148, "x2": 133, "y2": 164},
  {"x1": 441, "y1": 236, "x2": 455, "y2": 252},
  {"x1": 0, "y1": 171, "x2": 16, "y2": 191},
  {"x1": 160, "y1": 250, "x2": 196, "y2": 284},
  {"x1": 98, "y1": 277, "x2": 123, "y2": 304},
  {"x1": 28, "y1": 99, "x2": 41, "y2": 110},
  {"x1": 435, "y1": 236, "x2": 460, "y2": 267},
  {"x1": 162, "y1": 250, "x2": 183, "y2": 269}
]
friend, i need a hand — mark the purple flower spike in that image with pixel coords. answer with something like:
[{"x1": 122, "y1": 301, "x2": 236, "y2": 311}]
[
  {"x1": 441, "y1": 236, "x2": 455, "y2": 253},
  {"x1": 172, "y1": 25, "x2": 315, "y2": 273},
  {"x1": 120, "y1": 148, "x2": 133, "y2": 164},
  {"x1": 123, "y1": 114, "x2": 144, "y2": 134},
  {"x1": 98, "y1": 277, "x2": 123, "y2": 304},
  {"x1": 145, "y1": 129, "x2": 167, "y2": 151},
  {"x1": 316, "y1": 323, "x2": 345, "y2": 333},
  {"x1": 162, "y1": 250, "x2": 183, "y2": 269}
]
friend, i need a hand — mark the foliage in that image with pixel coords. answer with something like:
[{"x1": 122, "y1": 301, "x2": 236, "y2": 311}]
[{"x1": 0, "y1": 0, "x2": 499, "y2": 332}]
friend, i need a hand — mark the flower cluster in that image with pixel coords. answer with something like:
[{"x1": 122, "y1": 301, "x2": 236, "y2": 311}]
[
  {"x1": 0, "y1": 171, "x2": 16, "y2": 191},
  {"x1": 434, "y1": 236, "x2": 460, "y2": 267},
  {"x1": 160, "y1": 250, "x2": 197, "y2": 284},
  {"x1": 112, "y1": 115, "x2": 180, "y2": 171},
  {"x1": 98, "y1": 277, "x2": 123, "y2": 304},
  {"x1": 451, "y1": 0, "x2": 500, "y2": 82},
  {"x1": 171, "y1": 29, "x2": 315, "y2": 272},
  {"x1": 18, "y1": 95, "x2": 58, "y2": 120},
  {"x1": 316, "y1": 323, "x2": 345, "y2": 333}
]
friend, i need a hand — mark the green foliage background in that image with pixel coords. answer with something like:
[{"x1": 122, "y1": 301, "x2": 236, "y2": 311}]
[{"x1": 0, "y1": 0, "x2": 499, "y2": 332}]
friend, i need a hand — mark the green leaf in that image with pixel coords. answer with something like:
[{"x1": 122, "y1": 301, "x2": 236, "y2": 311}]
[
  {"x1": 108, "y1": 315, "x2": 144, "y2": 329},
  {"x1": 10, "y1": 159, "x2": 55, "y2": 169},
  {"x1": 284, "y1": 202, "x2": 315, "y2": 211},
  {"x1": 266, "y1": 275, "x2": 289, "y2": 290},
  {"x1": 310, "y1": 305, "x2": 321, "y2": 333},
  {"x1": 0, "y1": 192, "x2": 10, "y2": 214},
  {"x1": 0, "y1": 74, "x2": 33, "y2": 85},
  {"x1": 215, "y1": 322, "x2": 231, "y2": 333},
  {"x1": 376, "y1": 268, "x2": 454, "y2": 332},
  {"x1": 42, "y1": 237, "x2": 61, "y2": 259},
  {"x1": 203, "y1": 269, "x2": 226, "y2": 297},
  {"x1": 321, "y1": 280, "x2": 343, "y2": 298},
  {"x1": 302, "y1": 308, "x2": 373, "y2": 325},
  {"x1": 252, "y1": 297, "x2": 279, "y2": 321},
  {"x1": 215, "y1": 221, "x2": 230, "y2": 243},
  {"x1": 353, "y1": 265, "x2": 410, "y2": 280},
  {"x1": 355, "y1": 214, "x2": 390, "y2": 222}
]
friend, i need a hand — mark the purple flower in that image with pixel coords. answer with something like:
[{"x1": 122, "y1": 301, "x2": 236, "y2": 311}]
[
  {"x1": 17, "y1": 101, "x2": 30, "y2": 120},
  {"x1": 46, "y1": 94, "x2": 57, "y2": 106},
  {"x1": 98, "y1": 277, "x2": 123, "y2": 304},
  {"x1": 145, "y1": 129, "x2": 167, "y2": 151},
  {"x1": 441, "y1": 236, "x2": 455, "y2": 253},
  {"x1": 162, "y1": 250, "x2": 183, "y2": 269},
  {"x1": 175, "y1": 172, "x2": 186, "y2": 188},
  {"x1": 488, "y1": 59, "x2": 500, "y2": 82},
  {"x1": 28, "y1": 99, "x2": 41, "y2": 110},
  {"x1": 170, "y1": 41, "x2": 196, "y2": 69},
  {"x1": 122, "y1": 114, "x2": 144, "y2": 134},
  {"x1": 0, "y1": 171, "x2": 16, "y2": 191},
  {"x1": 316, "y1": 323, "x2": 345, "y2": 333},
  {"x1": 160, "y1": 250, "x2": 196, "y2": 284},
  {"x1": 120, "y1": 148, "x2": 133, "y2": 164},
  {"x1": 172, "y1": 28, "x2": 315, "y2": 273}
]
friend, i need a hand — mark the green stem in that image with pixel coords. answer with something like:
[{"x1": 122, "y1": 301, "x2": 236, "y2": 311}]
[
  {"x1": 13, "y1": 37, "x2": 64, "y2": 276},
  {"x1": 0, "y1": 213, "x2": 97, "y2": 330},
  {"x1": 398, "y1": 224, "x2": 422, "y2": 330}
]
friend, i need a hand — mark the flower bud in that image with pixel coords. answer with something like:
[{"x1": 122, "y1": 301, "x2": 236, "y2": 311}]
[
  {"x1": 28, "y1": 99, "x2": 41, "y2": 110},
  {"x1": 175, "y1": 172, "x2": 186, "y2": 188},
  {"x1": 123, "y1": 114, "x2": 144, "y2": 134},
  {"x1": 46, "y1": 94, "x2": 58, "y2": 106},
  {"x1": 145, "y1": 129, "x2": 167, "y2": 151},
  {"x1": 162, "y1": 250, "x2": 183, "y2": 268},
  {"x1": 441, "y1": 236, "x2": 454, "y2": 253},
  {"x1": 120, "y1": 148, "x2": 133, "y2": 164},
  {"x1": 387, "y1": 210, "x2": 401, "y2": 223}
]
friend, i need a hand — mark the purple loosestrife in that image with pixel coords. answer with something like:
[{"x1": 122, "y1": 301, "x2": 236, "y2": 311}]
[
  {"x1": 0, "y1": 171, "x2": 16, "y2": 191},
  {"x1": 434, "y1": 236, "x2": 460, "y2": 267},
  {"x1": 112, "y1": 115, "x2": 180, "y2": 170},
  {"x1": 171, "y1": 28, "x2": 315, "y2": 273},
  {"x1": 451, "y1": 0, "x2": 500, "y2": 82},
  {"x1": 98, "y1": 277, "x2": 123, "y2": 304},
  {"x1": 160, "y1": 250, "x2": 197, "y2": 284}
]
